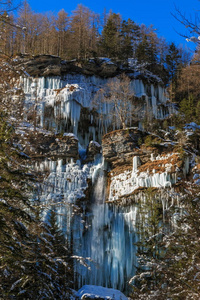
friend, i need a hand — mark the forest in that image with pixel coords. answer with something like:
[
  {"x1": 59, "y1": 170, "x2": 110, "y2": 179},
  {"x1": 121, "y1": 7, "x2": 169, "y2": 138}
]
[{"x1": 1, "y1": 0, "x2": 192, "y2": 83}]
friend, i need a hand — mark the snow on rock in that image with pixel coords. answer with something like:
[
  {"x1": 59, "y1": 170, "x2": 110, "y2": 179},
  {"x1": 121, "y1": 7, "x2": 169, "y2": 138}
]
[
  {"x1": 63, "y1": 132, "x2": 79, "y2": 140},
  {"x1": 184, "y1": 122, "x2": 200, "y2": 130},
  {"x1": 75, "y1": 285, "x2": 128, "y2": 300}
]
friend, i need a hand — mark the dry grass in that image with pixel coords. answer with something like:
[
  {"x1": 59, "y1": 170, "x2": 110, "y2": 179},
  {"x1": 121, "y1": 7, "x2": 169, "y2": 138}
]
[{"x1": 138, "y1": 153, "x2": 182, "y2": 174}]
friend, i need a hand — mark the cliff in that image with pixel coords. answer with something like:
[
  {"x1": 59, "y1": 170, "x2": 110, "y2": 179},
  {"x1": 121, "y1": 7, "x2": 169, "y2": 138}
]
[
  {"x1": 12, "y1": 54, "x2": 164, "y2": 81},
  {"x1": 8, "y1": 54, "x2": 200, "y2": 293},
  {"x1": 102, "y1": 128, "x2": 197, "y2": 203},
  {"x1": 12, "y1": 54, "x2": 119, "y2": 78}
]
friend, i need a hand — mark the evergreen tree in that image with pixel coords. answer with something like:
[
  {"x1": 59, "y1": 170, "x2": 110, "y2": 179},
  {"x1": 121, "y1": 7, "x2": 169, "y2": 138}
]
[
  {"x1": 135, "y1": 34, "x2": 157, "y2": 67},
  {"x1": 166, "y1": 42, "x2": 181, "y2": 81},
  {"x1": 0, "y1": 115, "x2": 74, "y2": 298},
  {"x1": 46, "y1": 210, "x2": 74, "y2": 293},
  {"x1": 119, "y1": 18, "x2": 140, "y2": 60},
  {"x1": 99, "y1": 12, "x2": 121, "y2": 58},
  {"x1": 130, "y1": 189, "x2": 165, "y2": 298},
  {"x1": 179, "y1": 95, "x2": 196, "y2": 123},
  {"x1": 0, "y1": 55, "x2": 74, "y2": 298}
]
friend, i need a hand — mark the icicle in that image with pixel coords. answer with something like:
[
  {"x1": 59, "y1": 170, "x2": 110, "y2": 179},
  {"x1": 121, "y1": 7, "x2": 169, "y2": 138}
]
[{"x1": 133, "y1": 156, "x2": 140, "y2": 173}]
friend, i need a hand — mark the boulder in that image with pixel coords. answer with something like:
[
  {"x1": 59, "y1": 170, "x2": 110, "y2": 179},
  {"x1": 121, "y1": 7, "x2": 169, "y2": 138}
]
[
  {"x1": 85, "y1": 141, "x2": 101, "y2": 162},
  {"x1": 98, "y1": 59, "x2": 118, "y2": 77},
  {"x1": 21, "y1": 132, "x2": 79, "y2": 160},
  {"x1": 82, "y1": 58, "x2": 118, "y2": 77}
]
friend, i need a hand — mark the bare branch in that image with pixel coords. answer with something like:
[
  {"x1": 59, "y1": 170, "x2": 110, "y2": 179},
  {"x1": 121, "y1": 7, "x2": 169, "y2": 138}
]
[{"x1": 172, "y1": 5, "x2": 200, "y2": 43}]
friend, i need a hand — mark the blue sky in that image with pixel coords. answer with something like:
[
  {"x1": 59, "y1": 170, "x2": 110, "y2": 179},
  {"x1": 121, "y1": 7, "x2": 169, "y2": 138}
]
[{"x1": 28, "y1": 0, "x2": 198, "y2": 50}]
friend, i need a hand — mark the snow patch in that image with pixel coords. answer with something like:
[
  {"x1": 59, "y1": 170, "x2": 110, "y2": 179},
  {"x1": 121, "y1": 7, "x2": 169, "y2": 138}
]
[{"x1": 76, "y1": 285, "x2": 128, "y2": 300}]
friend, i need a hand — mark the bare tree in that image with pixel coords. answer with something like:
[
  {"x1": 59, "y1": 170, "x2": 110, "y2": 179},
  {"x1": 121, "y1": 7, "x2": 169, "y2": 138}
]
[
  {"x1": 69, "y1": 4, "x2": 99, "y2": 59},
  {"x1": 95, "y1": 73, "x2": 138, "y2": 130},
  {"x1": 55, "y1": 9, "x2": 69, "y2": 57},
  {"x1": 172, "y1": 4, "x2": 200, "y2": 43}
]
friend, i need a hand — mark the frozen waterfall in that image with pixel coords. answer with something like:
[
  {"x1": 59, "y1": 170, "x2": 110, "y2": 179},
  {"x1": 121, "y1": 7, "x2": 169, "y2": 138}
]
[
  {"x1": 20, "y1": 75, "x2": 174, "y2": 148},
  {"x1": 23, "y1": 73, "x2": 179, "y2": 293},
  {"x1": 37, "y1": 157, "x2": 138, "y2": 292}
]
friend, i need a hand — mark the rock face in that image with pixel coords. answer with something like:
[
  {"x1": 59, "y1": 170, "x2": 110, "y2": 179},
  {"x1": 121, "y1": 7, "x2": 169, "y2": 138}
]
[
  {"x1": 102, "y1": 128, "x2": 146, "y2": 171},
  {"x1": 12, "y1": 55, "x2": 119, "y2": 78},
  {"x1": 80, "y1": 58, "x2": 118, "y2": 77},
  {"x1": 85, "y1": 140, "x2": 102, "y2": 163},
  {"x1": 102, "y1": 128, "x2": 192, "y2": 202},
  {"x1": 12, "y1": 54, "x2": 62, "y2": 77},
  {"x1": 17, "y1": 131, "x2": 79, "y2": 160}
]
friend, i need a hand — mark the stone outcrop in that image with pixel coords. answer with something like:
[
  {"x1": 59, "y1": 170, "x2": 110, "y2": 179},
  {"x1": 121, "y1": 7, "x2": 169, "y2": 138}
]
[
  {"x1": 17, "y1": 131, "x2": 79, "y2": 160},
  {"x1": 12, "y1": 54, "x2": 119, "y2": 78},
  {"x1": 81, "y1": 58, "x2": 118, "y2": 77},
  {"x1": 12, "y1": 54, "x2": 62, "y2": 77},
  {"x1": 84, "y1": 140, "x2": 102, "y2": 163},
  {"x1": 102, "y1": 128, "x2": 147, "y2": 171},
  {"x1": 102, "y1": 128, "x2": 192, "y2": 203}
]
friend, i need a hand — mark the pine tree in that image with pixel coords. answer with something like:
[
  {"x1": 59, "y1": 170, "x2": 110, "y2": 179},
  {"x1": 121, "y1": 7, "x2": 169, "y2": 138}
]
[
  {"x1": 119, "y1": 18, "x2": 140, "y2": 60},
  {"x1": 99, "y1": 12, "x2": 121, "y2": 58},
  {"x1": 130, "y1": 189, "x2": 165, "y2": 298},
  {"x1": 0, "y1": 115, "x2": 74, "y2": 298},
  {"x1": 135, "y1": 35, "x2": 152, "y2": 65},
  {"x1": 166, "y1": 42, "x2": 181, "y2": 80},
  {"x1": 179, "y1": 95, "x2": 196, "y2": 123},
  {"x1": 0, "y1": 112, "x2": 37, "y2": 297},
  {"x1": 46, "y1": 210, "x2": 74, "y2": 294}
]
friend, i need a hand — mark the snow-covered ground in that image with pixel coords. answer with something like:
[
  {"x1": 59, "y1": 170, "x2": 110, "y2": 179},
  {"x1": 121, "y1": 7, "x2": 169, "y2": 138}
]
[{"x1": 75, "y1": 285, "x2": 128, "y2": 300}]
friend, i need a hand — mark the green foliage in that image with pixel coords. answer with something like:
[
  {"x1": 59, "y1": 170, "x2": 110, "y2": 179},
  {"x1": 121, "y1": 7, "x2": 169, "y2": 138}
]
[
  {"x1": 165, "y1": 42, "x2": 181, "y2": 80},
  {"x1": 162, "y1": 119, "x2": 168, "y2": 130},
  {"x1": 137, "y1": 137, "x2": 143, "y2": 146},
  {"x1": 135, "y1": 30, "x2": 159, "y2": 72},
  {"x1": 99, "y1": 12, "x2": 121, "y2": 58},
  {"x1": 143, "y1": 135, "x2": 161, "y2": 147},
  {"x1": 131, "y1": 189, "x2": 165, "y2": 296},
  {"x1": 119, "y1": 19, "x2": 140, "y2": 60},
  {"x1": 135, "y1": 35, "x2": 152, "y2": 64},
  {"x1": 179, "y1": 95, "x2": 196, "y2": 123}
]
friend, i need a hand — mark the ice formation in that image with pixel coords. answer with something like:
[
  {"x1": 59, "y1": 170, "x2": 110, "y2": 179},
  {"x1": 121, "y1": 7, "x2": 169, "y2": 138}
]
[
  {"x1": 19, "y1": 74, "x2": 181, "y2": 292},
  {"x1": 35, "y1": 149, "x2": 188, "y2": 291},
  {"x1": 37, "y1": 157, "x2": 138, "y2": 292},
  {"x1": 109, "y1": 153, "x2": 189, "y2": 202},
  {"x1": 21, "y1": 74, "x2": 174, "y2": 147}
]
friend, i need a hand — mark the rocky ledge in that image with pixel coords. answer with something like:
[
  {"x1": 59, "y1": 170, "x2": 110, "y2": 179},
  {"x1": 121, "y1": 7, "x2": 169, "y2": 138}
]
[
  {"x1": 102, "y1": 128, "x2": 195, "y2": 203},
  {"x1": 15, "y1": 130, "x2": 79, "y2": 160},
  {"x1": 12, "y1": 54, "x2": 119, "y2": 78},
  {"x1": 11, "y1": 54, "x2": 165, "y2": 83},
  {"x1": 102, "y1": 128, "x2": 147, "y2": 172}
]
